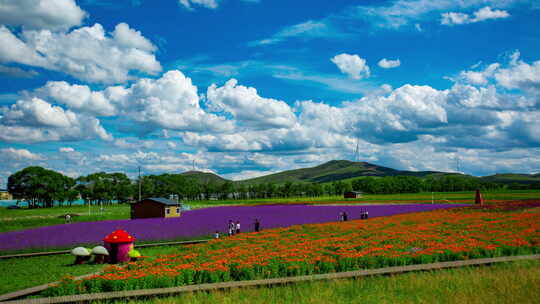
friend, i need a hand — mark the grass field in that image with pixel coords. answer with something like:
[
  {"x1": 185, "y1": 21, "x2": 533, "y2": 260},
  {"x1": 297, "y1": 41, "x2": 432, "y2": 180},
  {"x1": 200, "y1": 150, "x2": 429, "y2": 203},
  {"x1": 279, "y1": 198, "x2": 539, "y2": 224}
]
[
  {"x1": 0, "y1": 245, "x2": 187, "y2": 295},
  {"x1": 96, "y1": 260, "x2": 540, "y2": 304},
  {"x1": 0, "y1": 204, "x2": 129, "y2": 233},
  {"x1": 1, "y1": 190, "x2": 539, "y2": 234},
  {"x1": 0, "y1": 254, "x2": 104, "y2": 295}
]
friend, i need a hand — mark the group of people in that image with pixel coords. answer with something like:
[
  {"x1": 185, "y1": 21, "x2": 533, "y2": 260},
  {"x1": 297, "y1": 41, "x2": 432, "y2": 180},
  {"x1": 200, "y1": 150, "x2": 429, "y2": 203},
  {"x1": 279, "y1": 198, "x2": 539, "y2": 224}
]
[
  {"x1": 214, "y1": 219, "x2": 262, "y2": 239},
  {"x1": 228, "y1": 220, "x2": 241, "y2": 236},
  {"x1": 214, "y1": 209, "x2": 372, "y2": 239},
  {"x1": 359, "y1": 209, "x2": 369, "y2": 219},
  {"x1": 339, "y1": 210, "x2": 369, "y2": 221}
]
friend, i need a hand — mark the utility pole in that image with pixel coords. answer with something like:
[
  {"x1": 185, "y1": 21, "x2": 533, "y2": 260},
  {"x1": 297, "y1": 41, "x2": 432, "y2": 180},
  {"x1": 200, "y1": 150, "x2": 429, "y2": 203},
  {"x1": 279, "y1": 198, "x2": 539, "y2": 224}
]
[
  {"x1": 354, "y1": 138, "x2": 360, "y2": 162},
  {"x1": 138, "y1": 166, "x2": 141, "y2": 202}
]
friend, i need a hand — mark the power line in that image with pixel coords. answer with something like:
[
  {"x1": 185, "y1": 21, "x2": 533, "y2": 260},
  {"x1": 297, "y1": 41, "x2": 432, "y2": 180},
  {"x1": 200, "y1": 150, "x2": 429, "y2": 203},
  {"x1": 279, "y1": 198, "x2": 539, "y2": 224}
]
[{"x1": 138, "y1": 166, "x2": 141, "y2": 202}]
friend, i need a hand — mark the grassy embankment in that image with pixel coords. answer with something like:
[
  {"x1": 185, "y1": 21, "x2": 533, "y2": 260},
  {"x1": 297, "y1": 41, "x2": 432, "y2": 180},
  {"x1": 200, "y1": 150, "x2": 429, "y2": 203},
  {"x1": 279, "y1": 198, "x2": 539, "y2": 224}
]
[
  {"x1": 122, "y1": 260, "x2": 540, "y2": 304},
  {"x1": 1, "y1": 190, "x2": 539, "y2": 234}
]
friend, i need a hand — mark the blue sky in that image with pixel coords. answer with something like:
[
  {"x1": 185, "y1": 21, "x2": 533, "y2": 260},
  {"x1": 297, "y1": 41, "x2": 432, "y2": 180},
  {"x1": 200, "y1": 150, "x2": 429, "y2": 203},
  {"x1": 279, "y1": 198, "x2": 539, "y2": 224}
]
[{"x1": 0, "y1": 0, "x2": 539, "y2": 186}]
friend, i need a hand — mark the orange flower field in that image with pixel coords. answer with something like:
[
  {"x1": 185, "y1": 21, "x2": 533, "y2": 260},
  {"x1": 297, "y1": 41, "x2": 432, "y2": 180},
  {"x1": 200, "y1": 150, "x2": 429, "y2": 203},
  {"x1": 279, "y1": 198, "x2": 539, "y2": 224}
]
[{"x1": 45, "y1": 201, "x2": 540, "y2": 296}]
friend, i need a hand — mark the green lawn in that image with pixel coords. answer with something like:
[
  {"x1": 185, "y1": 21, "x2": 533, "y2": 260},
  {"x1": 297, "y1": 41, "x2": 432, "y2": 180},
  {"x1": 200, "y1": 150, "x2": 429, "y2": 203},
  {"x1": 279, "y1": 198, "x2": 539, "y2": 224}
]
[
  {"x1": 118, "y1": 260, "x2": 540, "y2": 304},
  {"x1": 0, "y1": 254, "x2": 104, "y2": 295},
  {"x1": 0, "y1": 204, "x2": 131, "y2": 233},
  {"x1": 0, "y1": 245, "x2": 190, "y2": 295}
]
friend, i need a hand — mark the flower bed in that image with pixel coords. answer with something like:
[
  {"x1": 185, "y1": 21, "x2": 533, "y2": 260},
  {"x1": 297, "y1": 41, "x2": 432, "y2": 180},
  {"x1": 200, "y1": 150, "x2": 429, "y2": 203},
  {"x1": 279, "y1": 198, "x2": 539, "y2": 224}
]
[
  {"x1": 0, "y1": 204, "x2": 463, "y2": 251},
  {"x1": 43, "y1": 203, "x2": 540, "y2": 296}
]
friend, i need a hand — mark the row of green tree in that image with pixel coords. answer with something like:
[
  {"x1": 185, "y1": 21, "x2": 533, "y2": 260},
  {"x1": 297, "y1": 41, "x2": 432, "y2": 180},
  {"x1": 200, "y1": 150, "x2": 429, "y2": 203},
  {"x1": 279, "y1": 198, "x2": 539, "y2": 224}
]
[
  {"x1": 351, "y1": 175, "x2": 504, "y2": 194},
  {"x1": 7, "y1": 167, "x2": 132, "y2": 208},
  {"x1": 6, "y1": 166, "x2": 539, "y2": 208}
]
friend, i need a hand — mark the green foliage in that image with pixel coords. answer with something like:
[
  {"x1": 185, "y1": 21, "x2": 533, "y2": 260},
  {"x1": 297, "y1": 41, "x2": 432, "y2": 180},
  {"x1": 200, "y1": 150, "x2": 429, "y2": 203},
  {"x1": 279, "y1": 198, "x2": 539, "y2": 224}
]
[
  {"x1": 8, "y1": 166, "x2": 75, "y2": 208},
  {"x1": 351, "y1": 175, "x2": 505, "y2": 195},
  {"x1": 76, "y1": 172, "x2": 133, "y2": 205},
  {"x1": 137, "y1": 173, "x2": 200, "y2": 200}
]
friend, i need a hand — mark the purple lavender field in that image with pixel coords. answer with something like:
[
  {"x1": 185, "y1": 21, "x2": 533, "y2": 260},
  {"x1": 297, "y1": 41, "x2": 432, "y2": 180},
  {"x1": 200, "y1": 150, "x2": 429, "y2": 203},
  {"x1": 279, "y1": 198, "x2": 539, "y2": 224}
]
[{"x1": 0, "y1": 204, "x2": 466, "y2": 252}]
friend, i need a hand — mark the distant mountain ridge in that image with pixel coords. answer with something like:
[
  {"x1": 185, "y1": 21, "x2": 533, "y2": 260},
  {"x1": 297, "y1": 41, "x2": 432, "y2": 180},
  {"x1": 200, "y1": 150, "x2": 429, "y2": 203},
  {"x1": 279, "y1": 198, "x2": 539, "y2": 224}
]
[
  {"x1": 240, "y1": 160, "x2": 444, "y2": 184},
  {"x1": 481, "y1": 173, "x2": 540, "y2": 185},
  {"x1": 180, "y1": 171, "x2": 228, "y2": 184},
  {"x1": 180, "y1": 160, "x2": 540, "y2": 185}
]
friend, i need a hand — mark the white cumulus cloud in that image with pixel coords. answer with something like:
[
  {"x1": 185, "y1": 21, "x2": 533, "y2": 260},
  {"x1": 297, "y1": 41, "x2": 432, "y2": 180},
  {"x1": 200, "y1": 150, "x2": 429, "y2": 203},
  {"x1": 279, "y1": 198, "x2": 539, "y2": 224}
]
[
  {"x1": 0, "y1": 97, "x2": 112, "y2": 143},
  {"x1": 459, "y1": 63, "x2": 500, "y2": 85},
  {"x1": 36, "y1": 81, "x2": 117, "y2": 116},
  {"x1": 0, "y1": 23, "x2": 161, "y2": 84},
  {"x1": 206, "y1": 79, "x2": 296, "y2": 129},
  {"x1": 331, "y1": 53, "x2": 370, "y2": 79},
  {"x1": 495, "y1": 56, "x2": 540, "y2": 95},
  {"x1": 112, "y1": 23, "x2": 157, "y2": 52},
  {"x1": 0, "y1": 0, "x2": 86, "y2": 31},
  {"x1": 123, "y1": 70, "x2": 234, "y2": 133},
  {"x1": 0, "y1": 26, "x2": 48, "y2": 66},
  {"x1": 22, "y1": 70, "x2": 235, "y2": 135},
  {"x1": 0, "y1": 148, "x2": 44, "y2": 161},
  {"x1": 378, "y1": 58, "x2": 401, "y2": 69},
  {"x1": 441, "y1": 6, "x2": 510, "y2": 26}
]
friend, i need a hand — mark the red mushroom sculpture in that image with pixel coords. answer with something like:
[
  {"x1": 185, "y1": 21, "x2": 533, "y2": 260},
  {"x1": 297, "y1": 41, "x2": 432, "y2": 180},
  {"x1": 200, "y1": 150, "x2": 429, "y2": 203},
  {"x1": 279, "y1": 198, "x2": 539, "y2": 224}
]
[{"x1": 103, "y1": 229, "x2": 135, "y2": 264}]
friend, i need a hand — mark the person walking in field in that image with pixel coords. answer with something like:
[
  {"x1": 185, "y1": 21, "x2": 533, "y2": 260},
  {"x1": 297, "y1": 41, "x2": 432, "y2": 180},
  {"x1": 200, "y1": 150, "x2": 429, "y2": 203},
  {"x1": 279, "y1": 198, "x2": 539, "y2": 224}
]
[
  {"x1": 254, "y1": 219, "x2": 260, "y2": 232},
  {"x1": 343, "y1": 211, "x2": 348, "y2": 221},
  {"x1": 236, "y1": 221, "x2": 241, "y2": 234},
  {"x1": 214, "y1": 231, "x2": 220, "y2": 239},
  {"x1": 65, "y1": 214, "x2": 71, "y2": 223},
  {"x1": 228, "y1": 220, "x2": 234, "y2": 236}
]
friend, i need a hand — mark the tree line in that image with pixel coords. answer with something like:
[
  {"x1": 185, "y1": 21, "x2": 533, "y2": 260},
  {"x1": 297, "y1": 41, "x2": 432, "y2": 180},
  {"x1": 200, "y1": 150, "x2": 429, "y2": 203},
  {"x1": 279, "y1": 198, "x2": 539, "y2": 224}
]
[
  {"x1": 351, "y1": 175, "x2": 504, "y2": 194},
  {"x1": 6, "y1": 166, "x2": 539, "y2": 208},
  {"x1": 7, "y1": 167, "x2": 133, "y2": 208}
]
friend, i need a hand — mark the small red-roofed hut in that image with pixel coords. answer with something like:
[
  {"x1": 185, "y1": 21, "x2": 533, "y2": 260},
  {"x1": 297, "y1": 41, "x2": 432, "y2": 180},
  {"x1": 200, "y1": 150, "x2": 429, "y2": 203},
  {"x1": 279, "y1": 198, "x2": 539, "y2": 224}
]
[
  {"x1": 103, "y1": 229, "x2": 135, "y2": 264},
  {"x1": 130, "y1": 197, "x2": 182, "y2": 219}
]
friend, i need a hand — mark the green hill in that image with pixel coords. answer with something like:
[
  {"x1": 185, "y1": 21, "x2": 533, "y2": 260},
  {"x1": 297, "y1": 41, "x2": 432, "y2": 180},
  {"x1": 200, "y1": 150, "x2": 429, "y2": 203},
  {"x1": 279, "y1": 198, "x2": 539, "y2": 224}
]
[
  {"x1": 481, "y1": 173, "x2": 540, "y2": 185},
  {"x1": 239, "y1": 160, "x2": 444, "y2": 185},
  {"x1": 179, "y1": 161, "x2": 539, "y2": 186},
  {"x1": 181, "y1": 171, "x2": 229, "y2": 184}
]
